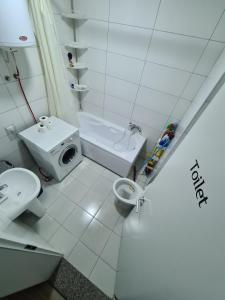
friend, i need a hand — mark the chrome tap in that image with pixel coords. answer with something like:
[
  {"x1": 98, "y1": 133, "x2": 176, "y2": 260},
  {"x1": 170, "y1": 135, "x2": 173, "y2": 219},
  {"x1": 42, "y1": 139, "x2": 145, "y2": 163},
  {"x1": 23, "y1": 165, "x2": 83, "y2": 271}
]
[{"x1": 128, "y1": 122, "x2": 142, "y2": 134}]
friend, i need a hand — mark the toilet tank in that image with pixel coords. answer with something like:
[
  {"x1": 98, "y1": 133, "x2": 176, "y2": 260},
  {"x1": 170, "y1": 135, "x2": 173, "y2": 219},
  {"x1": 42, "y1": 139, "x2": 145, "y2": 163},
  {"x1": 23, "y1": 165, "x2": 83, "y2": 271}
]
[{"x1": 0, "y1": 0, "x2": 35, "y2": 48}]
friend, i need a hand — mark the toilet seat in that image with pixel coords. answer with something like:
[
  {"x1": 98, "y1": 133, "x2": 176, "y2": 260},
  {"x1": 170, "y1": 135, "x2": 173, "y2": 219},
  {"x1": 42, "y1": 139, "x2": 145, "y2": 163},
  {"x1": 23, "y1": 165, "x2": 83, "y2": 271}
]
[{"x1": 113, "y1": 178, "x2": 144, "y2": 206}]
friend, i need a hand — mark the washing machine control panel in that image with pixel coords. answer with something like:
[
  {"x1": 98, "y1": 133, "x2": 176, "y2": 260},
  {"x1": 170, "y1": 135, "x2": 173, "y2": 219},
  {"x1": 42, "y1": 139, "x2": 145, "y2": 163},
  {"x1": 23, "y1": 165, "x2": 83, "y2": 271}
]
[{"x1": 50, "y1": 132, "x2": 79, "y2": 155}]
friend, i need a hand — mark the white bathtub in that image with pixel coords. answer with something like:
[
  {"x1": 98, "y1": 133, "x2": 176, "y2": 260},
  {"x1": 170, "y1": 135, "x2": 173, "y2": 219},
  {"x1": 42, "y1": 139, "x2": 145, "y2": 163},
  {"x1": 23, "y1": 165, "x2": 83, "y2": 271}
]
[{"x1": 78, "y1": 112, "x2": 146, "y2": 177}]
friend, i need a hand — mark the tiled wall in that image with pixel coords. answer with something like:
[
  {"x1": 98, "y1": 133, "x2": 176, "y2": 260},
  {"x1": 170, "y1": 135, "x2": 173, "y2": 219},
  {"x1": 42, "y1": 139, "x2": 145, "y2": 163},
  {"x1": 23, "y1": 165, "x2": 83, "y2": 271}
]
[
  {"x1": 150, "y1": 45, "x2": 225, "y2": 180},
  {"x1": 0, "y1": 47, "x2": 49, "y2": 167},
  {"x1": 0, "y1": 0, "x2": 78, "y2": 168},
  {"x1": 51, "y1": 0, "x2": 79, "y2": 88},
  {"x1": 73, "y1": 0, "x2": 225, "y2": 151}
]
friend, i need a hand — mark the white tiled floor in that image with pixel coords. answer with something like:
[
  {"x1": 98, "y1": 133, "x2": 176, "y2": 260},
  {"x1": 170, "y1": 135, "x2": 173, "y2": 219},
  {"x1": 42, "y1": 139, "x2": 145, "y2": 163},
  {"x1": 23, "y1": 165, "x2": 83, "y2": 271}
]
[
  {"x1": 26, "y1": 157, "x2": 124, "y2": 298},
  {"x1": 0, "y1": 157, "x2": 148, "y2": 297}
]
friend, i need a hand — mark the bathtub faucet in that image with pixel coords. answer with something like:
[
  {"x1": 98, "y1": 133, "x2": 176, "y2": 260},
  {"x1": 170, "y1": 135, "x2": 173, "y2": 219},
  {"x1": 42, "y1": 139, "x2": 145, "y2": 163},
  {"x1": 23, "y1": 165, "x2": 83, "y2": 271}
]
[{"x1": 128, "y1": 122, "x2": 142, "y2": 134}]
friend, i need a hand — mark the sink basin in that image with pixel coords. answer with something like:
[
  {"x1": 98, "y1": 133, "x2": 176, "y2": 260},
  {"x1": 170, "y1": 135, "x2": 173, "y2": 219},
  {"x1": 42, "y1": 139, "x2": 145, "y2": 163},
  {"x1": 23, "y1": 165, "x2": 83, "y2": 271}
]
[{"x1": 0, "y1": 168, "x2": 46, "y2": 220}]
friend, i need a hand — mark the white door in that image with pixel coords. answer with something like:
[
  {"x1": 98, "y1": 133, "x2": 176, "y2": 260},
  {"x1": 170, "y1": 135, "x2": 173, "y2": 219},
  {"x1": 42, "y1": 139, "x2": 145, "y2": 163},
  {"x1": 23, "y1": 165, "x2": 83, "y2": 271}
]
[{"x1": 116, "y1": 76, "x2": 225, "y2": 299}]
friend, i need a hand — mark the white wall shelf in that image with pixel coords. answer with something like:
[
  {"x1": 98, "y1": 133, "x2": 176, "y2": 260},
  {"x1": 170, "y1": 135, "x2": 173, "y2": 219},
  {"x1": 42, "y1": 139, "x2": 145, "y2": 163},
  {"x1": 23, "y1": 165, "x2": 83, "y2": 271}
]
[
  {"x1": 62, "y1": 12, "x2": 88, "y2": 20},
  {"x1": 65, "y1": 42, "x2": 88, "y2": 49},
  {"x1": 62, "y1": 9, "x2": 89, "y2": 105},
  {"x1": 71, "y1": 84, "x2": 89, "y2": 92},
  {"x1": 67, "y1": 63, "x2": 88, "y2": 70}
]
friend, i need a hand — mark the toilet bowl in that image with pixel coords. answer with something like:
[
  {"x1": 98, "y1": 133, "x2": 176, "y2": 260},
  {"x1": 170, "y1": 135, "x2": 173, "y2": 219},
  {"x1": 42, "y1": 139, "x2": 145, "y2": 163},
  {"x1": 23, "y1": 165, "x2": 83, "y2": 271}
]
[
  {"x1": 113, "y1": 178, "x2": 144, "y2": 206},
  {"x1": 0, "y1": 168, "x2": 46, "y2": 220}
]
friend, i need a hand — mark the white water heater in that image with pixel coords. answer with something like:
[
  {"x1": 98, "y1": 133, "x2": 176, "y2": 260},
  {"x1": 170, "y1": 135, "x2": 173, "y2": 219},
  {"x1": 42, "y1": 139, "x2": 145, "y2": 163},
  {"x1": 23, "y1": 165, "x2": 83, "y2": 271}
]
[{"x1": 0, "y1": 0, "x2": 35, "y2": 48}]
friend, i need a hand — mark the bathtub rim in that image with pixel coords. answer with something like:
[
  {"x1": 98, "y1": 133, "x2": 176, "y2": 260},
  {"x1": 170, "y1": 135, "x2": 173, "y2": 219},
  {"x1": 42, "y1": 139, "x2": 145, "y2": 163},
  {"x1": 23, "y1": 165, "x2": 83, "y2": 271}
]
[{"x1": 78, "y1": 112, "x2": 146, "y2": 164}]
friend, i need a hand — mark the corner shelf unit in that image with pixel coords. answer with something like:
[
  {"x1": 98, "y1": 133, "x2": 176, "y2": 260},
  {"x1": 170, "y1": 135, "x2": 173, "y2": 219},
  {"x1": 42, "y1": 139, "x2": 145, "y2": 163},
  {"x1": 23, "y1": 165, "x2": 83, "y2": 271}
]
[
  {"x1": 62, "y1": 12, "x2": 88, "y2": 21},
  {"x1": 61, "y1": 10, "x2": 89, "y2": 103},
  {"x1": 71, "y1": 84, "x2": 89, "y2": 93},
  {"x1": 67, "y1": 63, "x2": 88, "y2": 70},
  {"x1": 65, "y1": 41, "x2": 88, "y2": 50}
]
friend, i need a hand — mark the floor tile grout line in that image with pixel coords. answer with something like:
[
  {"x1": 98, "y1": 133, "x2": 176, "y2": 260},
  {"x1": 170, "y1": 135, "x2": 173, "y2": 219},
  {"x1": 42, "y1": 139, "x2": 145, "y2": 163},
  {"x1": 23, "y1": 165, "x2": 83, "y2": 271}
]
[{"x1": 97, "y1": 229, "x2": 120, "y2": 271}]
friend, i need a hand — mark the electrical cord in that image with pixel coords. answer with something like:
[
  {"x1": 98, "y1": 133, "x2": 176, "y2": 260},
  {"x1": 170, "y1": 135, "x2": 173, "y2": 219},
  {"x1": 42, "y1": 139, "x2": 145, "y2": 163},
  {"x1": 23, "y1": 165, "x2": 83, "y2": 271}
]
[
  {"x1": 38, "y1": 167, "x2": 53, "y2": 182},
  {"x1": 10, "y1": 50, "x2": 53, "y2": 181},
  {"x1": 11, "y1": 50, "x2": 38, "y2": 124}
]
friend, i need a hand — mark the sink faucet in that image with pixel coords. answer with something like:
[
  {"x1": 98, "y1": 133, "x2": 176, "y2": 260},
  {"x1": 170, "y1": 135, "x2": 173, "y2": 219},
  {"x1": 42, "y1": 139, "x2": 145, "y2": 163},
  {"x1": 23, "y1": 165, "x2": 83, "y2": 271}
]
[
  {"x1": 0, "y1": 184, "x2": 8, "y2": 191},
  {"x1": 128, "y1": 122, "x2": 142, "y2": 134}
]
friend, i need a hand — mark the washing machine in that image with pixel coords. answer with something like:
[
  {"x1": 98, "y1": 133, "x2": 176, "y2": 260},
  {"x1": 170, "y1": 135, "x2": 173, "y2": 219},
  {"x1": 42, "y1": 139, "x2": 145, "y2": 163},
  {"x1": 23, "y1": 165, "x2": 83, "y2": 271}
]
[{"x1": 19, "y1": 116, "x2": 83, "y2": 181}]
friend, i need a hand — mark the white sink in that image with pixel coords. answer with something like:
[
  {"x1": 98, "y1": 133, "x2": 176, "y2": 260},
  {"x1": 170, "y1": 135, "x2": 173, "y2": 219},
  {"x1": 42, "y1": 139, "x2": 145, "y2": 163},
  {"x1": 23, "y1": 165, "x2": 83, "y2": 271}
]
[{"x1": 0, "y1": 168, "x2": 46, "y2": 220}]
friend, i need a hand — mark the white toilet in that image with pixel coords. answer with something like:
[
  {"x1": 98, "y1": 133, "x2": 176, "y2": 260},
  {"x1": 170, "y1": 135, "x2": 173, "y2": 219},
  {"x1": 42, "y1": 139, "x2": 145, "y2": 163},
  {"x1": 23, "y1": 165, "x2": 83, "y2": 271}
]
[
  {"x1": 113, "y1": 178, "x2": 144, "y2": 207},
  {"x1": 0, "y1": 168, "x2": 46, "y2": 220}
]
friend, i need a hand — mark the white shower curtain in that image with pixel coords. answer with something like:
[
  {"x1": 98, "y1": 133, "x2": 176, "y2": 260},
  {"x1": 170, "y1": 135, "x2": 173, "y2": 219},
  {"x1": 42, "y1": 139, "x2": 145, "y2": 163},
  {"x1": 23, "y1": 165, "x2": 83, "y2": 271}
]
[{"x1": 29, "y1": 0, "x2": 77, "y2": 123}]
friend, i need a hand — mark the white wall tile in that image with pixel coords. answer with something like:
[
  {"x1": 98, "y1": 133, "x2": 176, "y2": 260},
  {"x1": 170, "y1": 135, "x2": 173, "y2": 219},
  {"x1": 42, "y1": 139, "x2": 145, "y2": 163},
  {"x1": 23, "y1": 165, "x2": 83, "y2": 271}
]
[
  {"x1": 7, "y1": 75, "x2": 46, "y2": 107},
  {"x1": 0, "y1": 84, "x2": 16, "y2": 113},
  {"x1": 0, "y1": 108, "x2": 25, "y2": 139},
  {"x1": 107, "y1": 52, "x2": 144, "y2": 84},
  {"x1": 132, "y1": 105, "x2": 168, "y2": 131},
  {"x1": 76, "y1": 20, "x2": 108, "y2": 50},
  {"x1": 80, "y1": 70, "x2": 105, "y2": 92},
  {"x1": 19, "y1": 98, "x2": 49, "y2": 127},
  {"x1": 108, "y1": 23, "x2": 152, "y2": 59},
  {"x1": 5, "y1": 146, "x2": 34, "y2": 168},
  {"x1": 109, "y1": 0, "x2": 160, "y2": 28},
  {"x1": 82, "y1": 101, "x2": 103, "y2": 118},
  {"x1": 54, "y1": 15, "x2": 74, "y2": 45},
  {"x1": 194, "y1": 41, "x2": 225, "y2": 76},
  {"x1": 104, "y1": 95, "x2": 133, "y2": 118},
  {"x1": 212, "y1": 11, "x2": 225, "y2": 42},
  {"x1": 182, "y1": 74, "x2": 206, "y2": 100},
  {"x1": 103, "y1": 110, "x2": 130, "y2": 128},
  {"x1": 136, "y1": 86, "x2": 178, "y2": 116},
  {"x1": 171, "y1": 98, "x2": 191, "y2": 120},
  {"x1": 0, "y1": 51, "x2": 11, "y2": 82},
  {"x1": 81, "y1": 88, "x2": 104, "y2": 108},
  {"x1": 141, "y1": 62, "x2": 190, "y2": 96},
  {"x1": 148, "y1": 31, "x2": 207, "y2": 71},
  {"x1": 74, "y1": 0, "x2": 109, "y2": 21},
  {"x1": 0, "y1": 135, "x2": 20, "y2": 158},
  {"x1": 155, "y1": 0, "x2": 225, "y2": 38},
  {"x1": 12, "y1": 47, "x2": 43, "y2": 79},
  {"x1": 78, "y1": 48, "x2": 107, "y2": 74},
  {"x1": 137, "y1": 121, "x2": 162, "y2": 151},
  {"x1": 105, "y1": 76, "x2": 138, "y2": 102}
]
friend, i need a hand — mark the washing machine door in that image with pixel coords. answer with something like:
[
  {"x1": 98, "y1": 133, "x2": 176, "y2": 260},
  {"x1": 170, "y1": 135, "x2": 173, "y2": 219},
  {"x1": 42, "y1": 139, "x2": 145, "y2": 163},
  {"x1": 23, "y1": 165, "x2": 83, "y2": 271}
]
[{"x1": 59, "y1": 144, "x2": 78, "y2": 166}]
